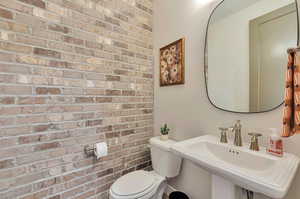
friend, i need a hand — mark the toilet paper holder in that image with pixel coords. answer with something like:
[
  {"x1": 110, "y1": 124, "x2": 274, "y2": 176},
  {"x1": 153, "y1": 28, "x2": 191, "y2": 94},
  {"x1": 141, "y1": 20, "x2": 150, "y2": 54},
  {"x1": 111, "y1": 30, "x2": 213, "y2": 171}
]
[
  {"x1": 84, "y1": 145, "x2": 96, "y2": 157},
  {"x1": 84, "y1": 142, "x2": 108, "y2": 159}
]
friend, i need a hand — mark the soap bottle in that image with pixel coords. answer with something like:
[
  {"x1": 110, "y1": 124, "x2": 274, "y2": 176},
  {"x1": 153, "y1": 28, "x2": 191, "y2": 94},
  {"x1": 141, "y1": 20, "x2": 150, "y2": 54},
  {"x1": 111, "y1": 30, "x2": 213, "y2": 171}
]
[{"x1": 267, "y1": 128, "x2": 283, "y2": 157}]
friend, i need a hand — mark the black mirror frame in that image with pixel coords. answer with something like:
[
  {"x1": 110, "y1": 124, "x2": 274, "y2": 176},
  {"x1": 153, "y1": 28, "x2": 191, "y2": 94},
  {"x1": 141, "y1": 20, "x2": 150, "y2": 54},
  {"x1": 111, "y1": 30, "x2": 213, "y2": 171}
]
[{"x1": 204, "y1": 0, "x2": 300, "y2": 114}]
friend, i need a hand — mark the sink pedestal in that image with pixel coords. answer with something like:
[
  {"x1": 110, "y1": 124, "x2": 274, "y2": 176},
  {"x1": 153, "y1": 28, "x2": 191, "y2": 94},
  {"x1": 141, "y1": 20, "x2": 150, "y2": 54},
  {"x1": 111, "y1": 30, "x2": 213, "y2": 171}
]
[{"x1": 212, "y1": 175, "x2": 236, "y2": 199}]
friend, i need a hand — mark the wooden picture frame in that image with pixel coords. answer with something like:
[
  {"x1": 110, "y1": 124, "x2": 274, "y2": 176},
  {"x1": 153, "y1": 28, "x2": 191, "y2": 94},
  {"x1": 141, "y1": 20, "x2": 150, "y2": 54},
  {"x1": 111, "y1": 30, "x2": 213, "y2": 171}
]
[{"x1": 160, "y1": 38, "x2": 185, "y2": 86}]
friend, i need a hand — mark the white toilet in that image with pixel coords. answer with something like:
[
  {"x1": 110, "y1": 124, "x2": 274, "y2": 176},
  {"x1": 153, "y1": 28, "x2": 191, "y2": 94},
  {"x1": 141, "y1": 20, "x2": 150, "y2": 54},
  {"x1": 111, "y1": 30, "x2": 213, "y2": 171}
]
[{"x1": 109, "y1": 136, "x2": 182, "y2": 199}]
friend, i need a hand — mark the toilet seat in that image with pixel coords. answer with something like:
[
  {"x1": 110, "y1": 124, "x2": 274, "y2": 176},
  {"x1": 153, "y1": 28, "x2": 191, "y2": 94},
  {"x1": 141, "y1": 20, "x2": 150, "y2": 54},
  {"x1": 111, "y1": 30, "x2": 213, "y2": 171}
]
[{"x1": 110, "y1": 171, "x2": 165, "y2": 199}]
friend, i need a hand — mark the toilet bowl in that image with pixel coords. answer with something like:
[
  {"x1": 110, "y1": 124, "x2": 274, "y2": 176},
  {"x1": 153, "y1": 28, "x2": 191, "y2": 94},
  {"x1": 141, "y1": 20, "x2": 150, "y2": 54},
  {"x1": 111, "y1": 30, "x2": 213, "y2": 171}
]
[
  {"x1": 109, "y1": 171, "x2": 166, "y2": 199},
  {"x1": 109, "y1": 137, "x2": 182, "y2": 199}
]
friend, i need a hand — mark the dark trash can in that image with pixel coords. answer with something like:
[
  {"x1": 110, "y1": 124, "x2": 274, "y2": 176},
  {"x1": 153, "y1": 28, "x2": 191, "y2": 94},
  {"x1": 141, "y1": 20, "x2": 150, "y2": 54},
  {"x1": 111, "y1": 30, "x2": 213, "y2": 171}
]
[{"x1": 169, "y1": 191, "x2": 189, "y2": 199}]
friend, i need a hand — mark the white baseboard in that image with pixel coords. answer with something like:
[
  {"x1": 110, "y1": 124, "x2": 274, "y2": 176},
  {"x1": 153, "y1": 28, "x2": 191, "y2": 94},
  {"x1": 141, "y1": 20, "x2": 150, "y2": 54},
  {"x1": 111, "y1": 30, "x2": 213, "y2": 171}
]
[{"x1": 165, "y1": 184, "x2": 177, "y2": 196}]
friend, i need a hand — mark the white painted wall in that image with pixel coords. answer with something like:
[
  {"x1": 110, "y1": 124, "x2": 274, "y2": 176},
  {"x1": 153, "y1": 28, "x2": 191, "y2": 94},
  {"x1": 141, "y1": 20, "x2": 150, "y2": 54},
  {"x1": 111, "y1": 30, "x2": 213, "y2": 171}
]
[
  {"x1": 153, "y1": 0, "x2": 300, "y2": 198},
  {"x1": 208, "y1": 0, "x2": 294, "y2": 112}
]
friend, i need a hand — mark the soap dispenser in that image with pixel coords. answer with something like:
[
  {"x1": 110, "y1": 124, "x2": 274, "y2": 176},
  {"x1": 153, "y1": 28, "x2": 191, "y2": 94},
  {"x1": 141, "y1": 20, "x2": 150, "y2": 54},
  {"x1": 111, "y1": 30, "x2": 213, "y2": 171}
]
[{"x1": 267, "y1": 128, "x2": 283, "y2": 157}]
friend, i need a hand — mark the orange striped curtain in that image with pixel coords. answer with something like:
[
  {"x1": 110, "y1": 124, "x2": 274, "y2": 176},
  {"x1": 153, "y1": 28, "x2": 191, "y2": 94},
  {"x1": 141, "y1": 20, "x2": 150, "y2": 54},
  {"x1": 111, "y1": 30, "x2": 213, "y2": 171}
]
[{"x1": 282, "y1": 48, "x2": 300, "y2": 137}]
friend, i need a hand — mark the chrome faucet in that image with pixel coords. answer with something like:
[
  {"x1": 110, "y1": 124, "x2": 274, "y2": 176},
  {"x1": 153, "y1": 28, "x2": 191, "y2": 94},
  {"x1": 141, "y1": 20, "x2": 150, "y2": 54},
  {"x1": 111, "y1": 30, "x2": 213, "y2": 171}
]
[{"x1": 230, "y1": 120, "x2": 243, "y2": 147}]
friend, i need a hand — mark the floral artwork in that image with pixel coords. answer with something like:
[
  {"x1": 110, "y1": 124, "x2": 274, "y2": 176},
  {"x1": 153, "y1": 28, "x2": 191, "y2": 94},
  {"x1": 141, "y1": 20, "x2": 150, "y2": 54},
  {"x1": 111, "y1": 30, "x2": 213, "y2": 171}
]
[{"x1": 160, "y1": 38, "x2": 185, "y2": 86}]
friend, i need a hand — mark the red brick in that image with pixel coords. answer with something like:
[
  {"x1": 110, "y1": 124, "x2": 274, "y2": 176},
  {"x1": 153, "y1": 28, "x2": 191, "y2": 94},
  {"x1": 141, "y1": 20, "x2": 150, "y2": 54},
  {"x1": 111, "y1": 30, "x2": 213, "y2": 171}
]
[
  {"x1": 0, "y1": 85, "x2": 32, "y2": 95},
  {"x1": 75, "y1": 97, "x2": 94, "y2": 103},
  {"x1": 48, "y1": 24, "x2": 69, "y2": 34},
  {"x1": 33, "y1": 142, "x2": 60, "y2": 151},
  {"x1": 18, "y1": 135, "x2": 41, "y2": 144},
  {"x1": 34, "y1": 48, "x2": 61, "y2": 59},
  {"x1": 121, "y1": 129, "x2": 134, "y2": 136},
  {"x1": 63, "y1": 36, "x2": 84, "y2": 45},
  {"x1": 0, "y1": 0, "x2": 154, "y2": 197},
  {"x1": 0, "y1": 159, "x2": 14, "y2": 169},
  {"x1": 0, "y1": 97, "x2": 15, "y2": 104},
  {"x1": 36, "y1": 87, "x2": 61, "y2": 95},
  {"x1": 95, "y1": 97, "x2": 112, "y2": 103},
  {"x1": 105, "y1": 75, "x2": 120, "y2": 81},
  {"x1": 86, "y1": 119, "x2": 102, "y2": 126},
  {"x1": 122, "y1": 90, "x2": 135, "y2": 96},
  {"x1": 18, "y1": 97, "x2": 46, "y2": 104},
  {"x1": 0, "y1": 8, "x2": 13, "y2": 19},
  {"x1": 33, "y1": 124, "x2": 51, "y2": 132},
  {"x1": 105, "y1": 90, "x2": 121, "y2": 96},
  {"x1": 18, "y1": 0, "x2": 46, "y2": 9},
  {"x1": 48, "y1": 195, "x2": 60, "y2": 199}
]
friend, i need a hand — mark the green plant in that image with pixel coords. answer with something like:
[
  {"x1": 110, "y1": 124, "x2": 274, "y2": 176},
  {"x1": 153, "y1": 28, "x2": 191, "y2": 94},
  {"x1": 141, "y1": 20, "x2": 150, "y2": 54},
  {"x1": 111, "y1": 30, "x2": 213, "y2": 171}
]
[{"x1": 160, "y1": 124, "x2": 170, "y2": 135}]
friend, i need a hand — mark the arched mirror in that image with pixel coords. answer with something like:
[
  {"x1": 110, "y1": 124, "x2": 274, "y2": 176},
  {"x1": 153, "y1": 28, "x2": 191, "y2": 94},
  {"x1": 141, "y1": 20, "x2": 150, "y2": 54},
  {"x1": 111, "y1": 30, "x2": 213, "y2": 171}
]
[{"x1": 205, "y1": 0, "x2": 299, "y2": 113}]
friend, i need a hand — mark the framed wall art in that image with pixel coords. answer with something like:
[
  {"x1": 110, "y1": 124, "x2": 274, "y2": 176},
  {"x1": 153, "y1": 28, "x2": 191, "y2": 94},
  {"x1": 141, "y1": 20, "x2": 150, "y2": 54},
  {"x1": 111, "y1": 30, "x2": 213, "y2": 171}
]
[{"x1": 160, "y1": 38, "x2": 185, "y2": 86}]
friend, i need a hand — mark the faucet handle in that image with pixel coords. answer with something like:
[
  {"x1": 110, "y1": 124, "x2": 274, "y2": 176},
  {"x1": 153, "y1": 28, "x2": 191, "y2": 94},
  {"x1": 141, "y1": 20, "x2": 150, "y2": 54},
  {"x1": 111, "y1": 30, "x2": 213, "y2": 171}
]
[
  {"x1": 248, "y1": 133, "x2": 262, "y2": 151},
  {"x1": 248, "y1": 132, "x2": 262, "y2": 137},
  {"x1": 219, "y1": 127, "x2": 228, "y2": 131},
  {"x1": 228, "y1": 126, "x2": 234, "y2": 131},
  {"x1": 219, "y1": 127, "x2": 228, "y2": 143},
  {"x1": 235, "y1": 120, "x2": 241, "y2": 128}
]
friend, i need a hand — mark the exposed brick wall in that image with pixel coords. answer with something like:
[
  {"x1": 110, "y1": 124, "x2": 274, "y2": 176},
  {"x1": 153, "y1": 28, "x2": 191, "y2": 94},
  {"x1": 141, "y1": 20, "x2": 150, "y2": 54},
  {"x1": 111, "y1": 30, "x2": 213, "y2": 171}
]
[{"x1": 0, "y1": 0, "x2": 153, "y2": 198}]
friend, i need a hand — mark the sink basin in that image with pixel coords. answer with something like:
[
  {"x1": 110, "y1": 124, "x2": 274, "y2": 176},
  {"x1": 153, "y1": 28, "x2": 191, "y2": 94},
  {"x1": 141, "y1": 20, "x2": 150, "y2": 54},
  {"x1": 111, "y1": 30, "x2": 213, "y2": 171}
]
[{"x1": 171, "y1": 135, "x2": 300, "y2": 198}]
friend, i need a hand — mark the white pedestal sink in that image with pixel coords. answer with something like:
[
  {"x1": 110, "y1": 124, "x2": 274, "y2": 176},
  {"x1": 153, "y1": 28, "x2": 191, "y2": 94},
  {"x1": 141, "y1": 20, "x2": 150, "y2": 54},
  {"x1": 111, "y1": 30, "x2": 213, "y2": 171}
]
[
  {"x1": 171, "y1": 135, "x2": 300, "y2": 199},
  {"x1": 212, "y1": 175, "x2": 235, "y2": 199}
]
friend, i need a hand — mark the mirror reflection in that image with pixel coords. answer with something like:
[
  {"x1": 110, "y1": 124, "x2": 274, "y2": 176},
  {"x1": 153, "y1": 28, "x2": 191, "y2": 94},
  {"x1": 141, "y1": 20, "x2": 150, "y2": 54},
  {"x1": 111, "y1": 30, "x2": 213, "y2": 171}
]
[{"x1": 205, "y1": 0, "x2": 299, "y2": 113}]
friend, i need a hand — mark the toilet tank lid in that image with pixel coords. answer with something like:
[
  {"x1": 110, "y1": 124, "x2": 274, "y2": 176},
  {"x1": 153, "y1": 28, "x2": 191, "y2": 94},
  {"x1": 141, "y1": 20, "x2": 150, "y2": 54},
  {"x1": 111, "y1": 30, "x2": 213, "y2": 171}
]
[{"x1": 150, "y1": 136, "x2": 176, "y2": 151}]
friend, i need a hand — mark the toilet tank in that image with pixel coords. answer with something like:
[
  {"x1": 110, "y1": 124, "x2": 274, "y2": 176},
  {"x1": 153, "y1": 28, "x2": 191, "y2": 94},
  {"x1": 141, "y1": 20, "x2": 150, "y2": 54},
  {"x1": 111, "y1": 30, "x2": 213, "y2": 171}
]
[{"x1": 149, "y1": 137, "x2": 182, "y2": 178}]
